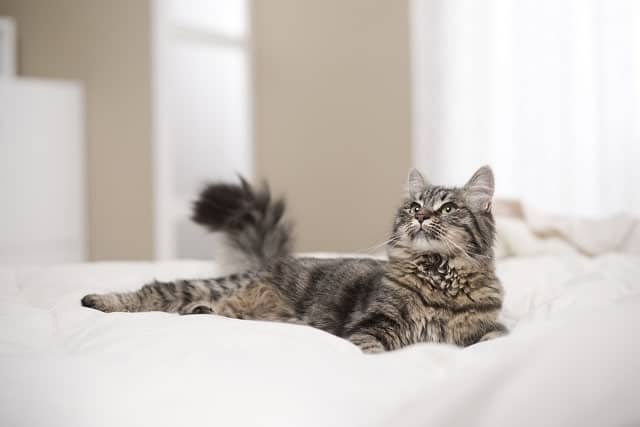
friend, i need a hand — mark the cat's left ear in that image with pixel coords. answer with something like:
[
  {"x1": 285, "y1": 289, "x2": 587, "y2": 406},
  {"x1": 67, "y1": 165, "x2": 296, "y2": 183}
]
[
  {"x1": 464, "y1": 166, "x2": 494, "y2": 212},
  {"x1": 408, "y1": 168, "x2": 428, "y2": 198}
]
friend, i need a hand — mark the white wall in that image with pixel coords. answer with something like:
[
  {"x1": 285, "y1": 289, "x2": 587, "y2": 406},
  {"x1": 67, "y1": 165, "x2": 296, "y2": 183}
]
[
  {"x1": 1, "y1": 0, "x2": 155, "y2": 261},
  {"x1": 0, "y1": 78, "x2": 85, "y2": 264},
  {"x1": 412, "y1": 0, "x2": 640, "y2": 217},
  {"x1": 153, "y1": 0, "x2": 252, "y2": 259}
]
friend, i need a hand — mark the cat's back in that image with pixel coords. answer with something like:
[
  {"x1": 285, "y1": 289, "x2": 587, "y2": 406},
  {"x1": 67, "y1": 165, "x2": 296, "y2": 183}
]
[
  {"x1": 297, "y1": 256, "x2": 386, "y2": 276},
  {"x1": 297, "y1": 257, "x2": 387, "y2": 293},
  {"x1": 268, "y1": 255, "x2": 386, "y2": 282},
  {"x1": 267, "y1": 256, "x2": 387, "y2": 334}
]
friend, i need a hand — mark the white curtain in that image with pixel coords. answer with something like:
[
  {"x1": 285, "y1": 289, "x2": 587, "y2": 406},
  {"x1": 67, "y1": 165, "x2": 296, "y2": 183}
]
[{"x1": 411, "y1": 0, "x2": 640, "y2": 217}]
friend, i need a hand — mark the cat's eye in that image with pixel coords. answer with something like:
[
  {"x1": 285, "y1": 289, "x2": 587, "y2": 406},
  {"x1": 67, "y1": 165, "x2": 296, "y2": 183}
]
[
  {"x1": 440, "y1": 202, "x2": 457, "y2": 213},
  {"x1": 409, "y1": 202, "x2": 421, "y2": 213}
]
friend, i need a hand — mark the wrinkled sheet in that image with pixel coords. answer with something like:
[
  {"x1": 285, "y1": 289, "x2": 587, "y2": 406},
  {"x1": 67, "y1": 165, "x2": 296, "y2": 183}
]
[
  {"x1": 0, "y1": 253, "x2": 639, "y2": 427},
  {"x1": 494, "y1": 200, "x2": 640, "y2": 256}
]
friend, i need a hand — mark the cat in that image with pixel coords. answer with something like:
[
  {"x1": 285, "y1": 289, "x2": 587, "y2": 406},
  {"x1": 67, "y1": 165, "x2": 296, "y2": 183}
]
[{"x1": 81, "y1": 166, "x2": 507, "y2": 353}]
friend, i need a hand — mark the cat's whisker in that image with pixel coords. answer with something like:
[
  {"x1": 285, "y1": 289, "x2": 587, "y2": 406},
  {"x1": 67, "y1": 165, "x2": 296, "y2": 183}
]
[
  {"x1": 440, "y1": 234, "x2": 482, "y2": 266},
  {"x1": 361, "y1": 228, "x2": 408, "y2": 253},
  {"x1": 363, "y1": 236, "x2": 401, "y2": 253}
]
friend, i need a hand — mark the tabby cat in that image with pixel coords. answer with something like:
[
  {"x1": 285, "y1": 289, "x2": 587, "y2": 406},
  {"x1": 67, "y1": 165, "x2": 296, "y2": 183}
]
[{"x1": 82, "y1": 166, "x2": 507, "y2": 353}]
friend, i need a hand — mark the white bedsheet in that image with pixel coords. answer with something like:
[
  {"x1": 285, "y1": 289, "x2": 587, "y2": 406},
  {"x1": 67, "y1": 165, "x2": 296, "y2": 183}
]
[{"x1": 0, "y1": 254, "x2": 639, "y2": 427}]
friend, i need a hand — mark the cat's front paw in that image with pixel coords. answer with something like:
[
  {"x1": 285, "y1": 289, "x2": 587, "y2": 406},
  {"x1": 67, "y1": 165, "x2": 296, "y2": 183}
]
[
  {"x1": 81, "y1": 294, "x2": 112, "y2": 312},
  {"x1": 477, "y1": 323, "x2": 508, "y2": 343},
  {"x1": 348, "y1": 333, "x2": 386, "y2": 354}
]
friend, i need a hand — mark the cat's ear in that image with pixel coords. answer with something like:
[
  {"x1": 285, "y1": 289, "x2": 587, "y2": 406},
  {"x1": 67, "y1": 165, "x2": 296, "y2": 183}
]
[
  {"x1": 408, "y1": 168, "x2": 428, "y2": 198},
  {"x1": 464, "y1": 166, "x2": 494, "y2": 212}
]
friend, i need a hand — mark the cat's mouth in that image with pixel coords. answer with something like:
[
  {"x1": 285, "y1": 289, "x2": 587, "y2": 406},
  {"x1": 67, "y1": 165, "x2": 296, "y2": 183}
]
[{"x1": 412, "y1": 228, "x2": 438, "y2": 240}]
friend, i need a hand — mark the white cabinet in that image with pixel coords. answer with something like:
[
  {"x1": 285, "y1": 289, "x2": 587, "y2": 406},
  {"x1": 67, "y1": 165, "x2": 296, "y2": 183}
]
[
  {"x1": 0, "y1": 78, "x2": 85, "y2": 264},
  {"x1": 152, "y1": 0, "x2": 252, "y2": 259}
]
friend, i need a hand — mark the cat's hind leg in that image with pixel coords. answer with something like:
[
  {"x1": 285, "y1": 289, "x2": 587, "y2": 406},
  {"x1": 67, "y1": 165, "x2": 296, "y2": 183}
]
[
  {"x1": 213, "y1": 280, "x2": 296, "y2": 321},
  {"x1": 81, "y1": 274, "x2": 300, "y2": 323},
  {"x1": 81, "y1": 279, "x2": 225, "y2": 314}
]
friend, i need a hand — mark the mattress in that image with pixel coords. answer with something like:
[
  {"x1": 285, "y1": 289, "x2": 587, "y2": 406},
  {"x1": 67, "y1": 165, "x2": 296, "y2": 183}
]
[{"x1": 0, "y1": 252, "x2": 639, "y2": 427}]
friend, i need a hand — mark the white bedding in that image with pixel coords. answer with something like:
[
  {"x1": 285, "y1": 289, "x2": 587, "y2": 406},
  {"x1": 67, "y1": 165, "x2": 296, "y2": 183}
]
[{"x1": 1, "y1": 252, "x2": 639, "y2": 427}]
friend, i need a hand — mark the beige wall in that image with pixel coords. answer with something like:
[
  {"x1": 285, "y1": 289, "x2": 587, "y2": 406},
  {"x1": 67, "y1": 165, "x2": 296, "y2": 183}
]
[
  {"x1": 0, "y1": 0, "x2": 154, "y2": 260},
  {"x1": 1, "y1": 0, "x2": 411, "y2": 258},
  {"x1": 252, "y1": 0, "x2": 412, "y2": 252}
]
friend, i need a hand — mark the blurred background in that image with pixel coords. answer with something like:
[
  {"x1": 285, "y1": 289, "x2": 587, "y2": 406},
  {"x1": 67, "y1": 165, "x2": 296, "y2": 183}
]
[{"x1": 0, "y1": 0, "x2": 638, "y2": 264}]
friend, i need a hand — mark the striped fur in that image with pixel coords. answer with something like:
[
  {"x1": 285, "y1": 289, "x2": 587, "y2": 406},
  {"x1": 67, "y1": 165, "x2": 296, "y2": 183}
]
[
  {"x1": 192, "y1": 177, "x2": 292, "y2": 271},
  {"x1": 82, "y1": 167, "x2": 507, "y2": 353}
]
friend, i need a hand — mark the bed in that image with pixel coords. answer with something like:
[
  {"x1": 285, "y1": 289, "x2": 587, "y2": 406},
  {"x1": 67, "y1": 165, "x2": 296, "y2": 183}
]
[{"x1": 1, "y1": 217, "x2": 639, "y2": 427}]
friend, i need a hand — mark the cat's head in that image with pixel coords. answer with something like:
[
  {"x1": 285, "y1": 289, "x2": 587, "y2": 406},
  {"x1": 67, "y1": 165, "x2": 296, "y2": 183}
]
[{"x1": 388, "y1": 166, "x2": 496, "y2": 262}]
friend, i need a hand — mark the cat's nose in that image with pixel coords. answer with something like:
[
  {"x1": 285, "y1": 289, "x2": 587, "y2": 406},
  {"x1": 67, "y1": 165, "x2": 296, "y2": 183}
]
[{"x1": 415, "y1": 213, "x2": 426, "y2": 223}]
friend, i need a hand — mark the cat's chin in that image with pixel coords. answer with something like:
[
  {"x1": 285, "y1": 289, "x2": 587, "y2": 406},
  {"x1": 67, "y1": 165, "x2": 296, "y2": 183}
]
[{"x1": 410, "y1": 233, "x2": 441, "y2": 252}]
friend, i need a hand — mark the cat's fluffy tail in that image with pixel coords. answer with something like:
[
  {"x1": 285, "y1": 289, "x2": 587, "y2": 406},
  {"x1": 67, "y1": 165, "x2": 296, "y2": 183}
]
[{"x1": 192, "y1": 177, "x2": 292, "y2": 272}]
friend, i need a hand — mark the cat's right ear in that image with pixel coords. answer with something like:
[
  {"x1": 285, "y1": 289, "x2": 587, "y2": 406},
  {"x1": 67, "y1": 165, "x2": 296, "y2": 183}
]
[
  {"x1": 463, "y1": 165, "x2": 494, "y2": 212},
  {"x1": 408, "y1": 168, "x2": 428, "y2": 198}
]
